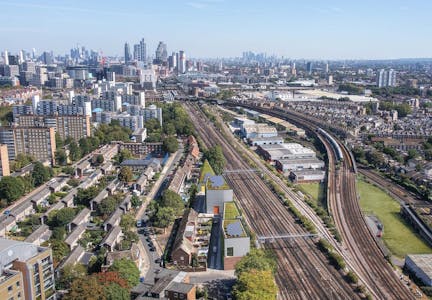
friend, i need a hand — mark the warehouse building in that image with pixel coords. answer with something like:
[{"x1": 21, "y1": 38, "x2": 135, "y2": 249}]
[
  {"x1": 257, "y1": 143, "x2": 316, "y2": 162},
  {"x1": 290, "y1": 169, "x2": 325, "y2": 183},
  {"x1": 241, "y1": 123, "x2": 278, "y2": 139},
  {"x1": 248, "y1": 136, "x2": 284, "y2": 146},
  {"x1": 405, "y1": 254, "x2": 432, "y2": 286},
  {"x1": 275, "y1": 157, "x2": 325, "y2": 172}
]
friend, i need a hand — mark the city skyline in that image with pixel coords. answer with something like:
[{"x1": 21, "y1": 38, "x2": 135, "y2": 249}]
[{"x1": 2, "y1": 0, "x2": 432, "y2": 59}]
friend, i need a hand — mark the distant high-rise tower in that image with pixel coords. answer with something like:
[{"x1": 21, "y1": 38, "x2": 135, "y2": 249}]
[
  {"x1": 179, "y1": 50, "x2": 186, "y2": 73},
  {"x1": 168, "y1": 51, "x2": 177, "y2": 70},
  {"x1": 124, "y1": 42, "x2": 132, "y2": 64},
  {"x1": 3, "y1": 50, "x2": 9, "y2": 65},
  {"x1": 155, "y1": 41, "x2": 168, "y2": 63},
  {"x1": 306, "y1": 61, "x2": 313, "y2": 74},
  {"x1": 139, "y1": 38, "x2": 146, "y2": 63},
  {"x1": 325, "y1": 63, "x2": 329, "y2": 73},
  {"x1": 133, "y1": 38, "x2": 147, "y2": 63},
  {"x1": 377, "y1": 69, "x2": 397, "y2": 87}
]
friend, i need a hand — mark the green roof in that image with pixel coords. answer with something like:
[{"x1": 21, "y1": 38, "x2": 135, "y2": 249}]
[{"x1": 199, "y1": 160, "x2": 215, "y2": 183}]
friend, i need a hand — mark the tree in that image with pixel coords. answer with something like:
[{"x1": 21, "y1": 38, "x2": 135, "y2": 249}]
[
  {"x1": 98, "y1": 197, "x2": 118, "y2": 216},
  {"x1": 50, "y1": 207, "x2": 76, "y2": 227},
  {"x1": 69, "y1": 141, "x2": 82, "y2": 161},
  {"x1": 131, "y1": 195, "x2": 142, "y2": 208},
  {"x1": 120, "y1": 214, "x2": 135, "y2": 231},
  {"x1": 233, "y1": 269, "x2": 278, "y2": 300},
  {"x1": 163, "y1": 136, "x2": 179, "y2": 153},
  {"x1": 365, "y1": 150, "x2": 385, "y2": 167},
  {"x1": 407, "y1": 149, "x2": 418, "y2": 160},
  {"x1": 52, "y1": 227, "x2": 66, "y2": 240},
  {"x1": 13, "y1": 153, "x2": 33, "y2": 170},
  {"x1": 235, "y1": 249, "x2": 277, "y2": 276},
  {"x1": 108, "y1": 258, "x2": 140, "y2": 287},
  {"x1": 204, "y1": 145, "x2": 226, "y2": 175},
  {"x1": 56, "y1": 149, "x2": 68, "y2": 166},
  {"x1": 160, "y1": 190, "x2": 184, "y2": 215},
  {"x1": 153, "y1": 207, "x2": 176, "y2": 228},
  {"x1": 65, "y1": 276, "x2": 105, "y2": 300},
  {"x1": 118, "y1": 166, "x2": 133, "y2": 183},
  {"x1": 94, "y1": 154, "x2": 104, "y2": 166},
  {"x1": 62, "y1": 166, "x2": 75, "y2": 176},
  {"x1": 48, "y1": 239, "x2": 70, "y2": 263},
  {"x1": 118, "y1": 149, "x2": 133, "y2": 163},
  {"x1": 32, "y1": 162, "x2": 51, "y2": 187},
  {"x1": 57, "y1": 264, "x2": 87, "y2": 289},
  {"x1": 0, "y1": 176, "x2": 25, "y2": 203},
  {"x1": 67, "y1": 178, "x2": 80, "y2": 187},
  {"x1": 104, "y1": 283, "x2": 130, "y2": 300},
  {"x1": 95, "y1": 271, "x2": 128, "y2": 288},
  {"x1": 75, "y1": 186, "x2": 100, "y2": 206}
]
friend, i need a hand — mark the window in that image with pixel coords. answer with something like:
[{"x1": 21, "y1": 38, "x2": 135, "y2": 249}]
[
  {"x1": 227, "y1": 247, "x2": 234, "y2": 256},
  {"x1": 8, "y1": 285, "x2": 13, "y2": 292},
  {"x1": 174, "y1": 292, "x2": 178, "y2": 298},
  {"x1": 16, "y1": 281, "x2": 20, "y2": 287}
]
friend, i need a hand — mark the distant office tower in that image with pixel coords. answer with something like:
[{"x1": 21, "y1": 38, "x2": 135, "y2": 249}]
[
  {"x1": 3, "y1": 50, "x2": 8, "y2": 65},
  {"x1": 325, "y1": 63, "x2": 329, "y2": 73},
  {"x1": 133, "y1": 38, "x2": 147, "y2": 62},
  {"x1": 32, "y1": 48, "x2": 36, "y2": 60},
  {"x1": 42, "y1": 51, "x2": 54, "y2": 65},
  {"x1": 377, "y1": 69, "x2": 397, "y2": 87},
  {"x1": 124, "y1": 42, "x2": 132, "y2": 64},
  {"x1": 168, "y1": 51, "x2": 177, "y2": 69},
  {"x1": 18, "y1": 50, "x2": 25, "y2": 64},
  {"x1": 179, "y1": 51, "x2": 186, "y2": 73},
  {"x1": 306, "y1": 62, "x2": 313, "y2": 74},
  {"x1": 0, "y1": 238, "x2": 55, "y2": 300},
  {"x1": 155, "y1": 42, "x2": 168, "y2": 63}
]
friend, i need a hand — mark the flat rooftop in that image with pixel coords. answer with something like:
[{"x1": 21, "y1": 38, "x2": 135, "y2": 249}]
[{"x1": 407, "y1": 254, "x2": 432, "y2": 278}]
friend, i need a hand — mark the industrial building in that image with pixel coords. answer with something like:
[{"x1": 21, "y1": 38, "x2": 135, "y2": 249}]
[
  {"x1": 289, "y1": 169, "x2": 325, "y2": 183},
  {"x1": 248, "y1": 136, "x2": 284, "y2": 146},
  {"x1": 257, "y1": 143, "x2": 316, "y2": 162},
  {"x1": 241, "y1": 123, "x2": 278, "y2": 139},
  {"x1": 275, "y1": 157, "x2": 325, "y2": 172},
  {"x1": 405, "y1": 254, "x2": 432, "y2": 286},
  {"x1": 0, "y1": 238, "x2": 55, "y2": 300}
]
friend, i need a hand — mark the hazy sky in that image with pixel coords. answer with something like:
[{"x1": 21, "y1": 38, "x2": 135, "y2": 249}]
[{"x1": 1, "y1": 0, "x2": 431, "y2": 59}]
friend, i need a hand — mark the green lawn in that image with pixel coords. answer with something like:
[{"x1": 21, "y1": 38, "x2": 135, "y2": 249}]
[
  {"x1": 298, "y1": 182, "x2": 325, "y2": 204},
  {"x1": 224, "y1": 202, "x2": 240, "y2": 219},
  {"x1": 357, "y1": 179, "x2": 432, "y2": 258},
  {"x1": 199, "y1": 159, "x2": 215, "y2": 183}
]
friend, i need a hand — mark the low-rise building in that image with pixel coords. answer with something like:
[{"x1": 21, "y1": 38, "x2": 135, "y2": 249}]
[
  {"x1": 275, "y1": 158, "x2": 325, "y2": 172},
  {"x1": 248, "y1": 136, "x2": 284, "y2": 146},
  {"x1": 68, "y1": 208, "x2": 91, "y2": 232},
  {"x1": 24, "y1": 224, "x2": 52, "y2": 246},
  {"x1": 104, "y1": 208, "x2": 124, "y2": 232},
  {"x1": 90, "y1": 189, "x2": 109, "y2": 211},
  {"x1": 205, "y1": 175, "x2": 233, "y2": 215},
  {"x1": 405, "y1": 254, "x2": 432, "y2": 286},
  {"x1": 222, "y1": 202, "x2": 250, "y2": 270},
  {"x1": 289, "y1": 169, "x2": 325, "y2": 183},
  {"x1": 134, "y1": 174, "x2": 148, "y2": 194},
  {"x1": 257, "y1": 143, "x2": 316, "y2": 162},
  {"x1": 64, "y1": 224, "x2": 86, "y2": 250},
  {"x1": 100, "y1": 226, "x2": 123, "y2": 252}
]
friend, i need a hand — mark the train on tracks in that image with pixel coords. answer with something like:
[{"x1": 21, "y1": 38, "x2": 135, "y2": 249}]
[{"x1": 317, "y1": 128, "x2": 343, "y2": 162}]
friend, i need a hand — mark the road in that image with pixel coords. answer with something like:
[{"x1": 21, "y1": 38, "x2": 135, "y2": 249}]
[{"x1": 135, "y1": 143, "x2": 185, "y2": 282}]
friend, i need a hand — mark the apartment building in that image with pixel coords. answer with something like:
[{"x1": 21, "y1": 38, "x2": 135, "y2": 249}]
[
  {"x1": 14, "y1": 115, "x2": 91, "y2": 141},
  {"x1": 0, "y1": 238, "x2": 55, "y2": 300},
  {"x1": 0, "y1": 127, "x2": 56, "y2": 164},
  {"x1": 0, "y1": 144, "x2": 10, "y2": 176}
]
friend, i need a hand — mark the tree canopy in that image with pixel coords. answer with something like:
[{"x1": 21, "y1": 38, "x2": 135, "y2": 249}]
[
  {"x1": 32, "y1": 161, "x2": 52, "y2": 187},
  {"x1": 233, "y1": 269, "x2": 278, "y2": 300},
  {"x1": 0, "y1": 176, "x2": 25, "y2": 203},
  {"x1": 118, "y1": 166, "x2": 133, "y2": 183},
  {"x1": 160, "y1": 190, "x2": 184, "y2": 215},
  {"x1": 108, "y1": 258, "x2": 140, "y2": 287},
  {"x1": 204, "y1": 145, "x2": 226, "y2": 175}
]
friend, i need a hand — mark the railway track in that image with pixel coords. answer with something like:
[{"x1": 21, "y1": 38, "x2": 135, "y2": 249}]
[
  {"x1": 185, "y1": 103, "x2": 359, "y2": 299},
  {"x1": 221, "y1": 101, "x2": 414, "y2": 299}
]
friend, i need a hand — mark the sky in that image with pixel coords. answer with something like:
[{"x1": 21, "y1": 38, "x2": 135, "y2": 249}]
[{"x1": 1, "y1": 0, "x2": 432, "y2": 60}]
